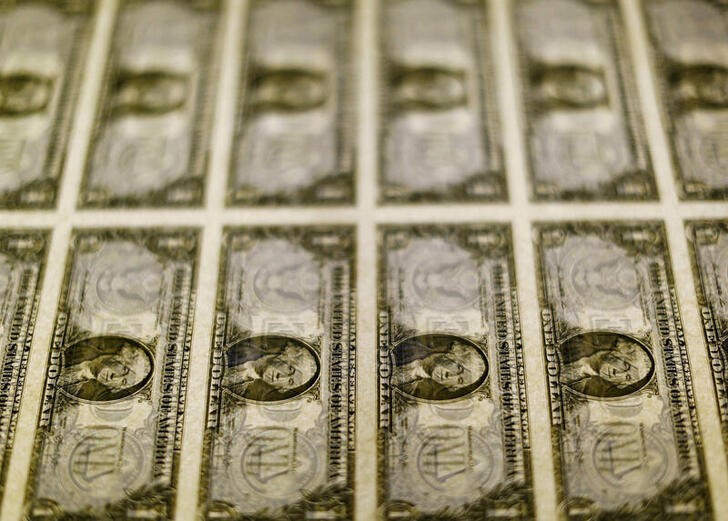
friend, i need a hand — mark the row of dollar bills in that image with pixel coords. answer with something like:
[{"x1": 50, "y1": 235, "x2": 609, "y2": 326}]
[
  {"x1": 0, "y1": 0, "x2": 726, "y2": 520},
  {"x1": 0, "y1": 221, "x2": 727, "y2": 520},
  {"x1": 0, "y1": 0, "x2": 725, "y2": 208}
]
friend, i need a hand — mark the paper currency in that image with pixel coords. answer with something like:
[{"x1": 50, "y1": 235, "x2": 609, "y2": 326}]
[
  {"x1": 378, "y1": 224, "x2": 533, "y2": 519},
  {"x1": 199, "y1": 227, "x2": 355, "y2": 519},
  {"x1": 687, "y1": 221, "x2": 728, "y2": 448},
  {"x1": 642, "y1": 0, "x2": 728, "y2": 200},
  {"x1": 0, "y1": 1, "x2": 92, "y2": 209},
  {"x1": 534, "y1": 222, "x2": 711, "y2": 519},
  {"x1": 227, "y1": 0, "x2": 354, "y2": 206},
  {"x1": 25, "y1": 228, "x2": 198, "y2": 519},
  {"x1": 0, "y1": 230, "x2": 47, "y2": 499},
  {"x1": 79, "y1": 0, "x2": 220, "y2": 208},
  {"x1": 379, "y1": 0, "x2": 504, "y2": 203},
  {"x1": 514, "y1": 0, "x2": 655, "y2": 200}
]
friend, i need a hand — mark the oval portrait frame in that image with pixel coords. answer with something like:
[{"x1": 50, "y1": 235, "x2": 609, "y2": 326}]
[
  {"x1": 556, "y1": 330, "x2": 656, "y2": 400},
  {"x1": 223, "y1": 334, "x2": 321, "y2": 403},
  {"x1": 391, "y1": 333, "x2": 489, "y2": 403},
  {"x1": 59, "y1": 335, "x2": 155, "y2": 404}
]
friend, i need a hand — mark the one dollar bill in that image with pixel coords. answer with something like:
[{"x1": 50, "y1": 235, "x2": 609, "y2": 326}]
[
  {"x1": 25, "y1": 228, "x2": 199, "y2": 519},
  {"x1": 227, "y1": 0, "x2": 354, "y2": 206},
  {"x1": 379, "y1": 0, "x2": 504, "y2": 203},
  {"x1": 642, "y1": 0, "x2": 728, "y2": 200},
  {"x1": 513, "y1": 0, "x2": 655, "y2": 201},
  {"x1": 79, "y1": 0, "x2": 221, "y2": 208},
  {"x1": 199, "y1": 227, "x2": 355, "y2": 519},
  {"x1": 687, "y1": 221, "x2": 728, "y2": 448},
  {"x1": 0, "y1": 1, "x2": 92, "y2": 209},
  {"x1": 534, "y1": 221, "x2": 711, "y2": 519},
  {"x1": 378, "y1": 224, "x2": 533, "y2": 519},
  {"x1": 0, "y1": 230, "x2": 48, "y2": 498}
]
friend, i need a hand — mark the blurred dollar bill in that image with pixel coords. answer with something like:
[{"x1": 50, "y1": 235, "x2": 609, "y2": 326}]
[
  {"x1": 0, "y1": 231, "x2": 47, "y2": 499},
  {"x1": 25, "y1": 229, "x2": 198, "y2": 519},
  {"x1": 379, "y1": 0, "x2": 504, "y2": 203},
  {"x1": 199, "y1": 227, "x2": 355, "y2": 519},
  {"x1": 534, "y1": 222, "x2": 712, "y2": 519},
  {"x1": 228, "y1": 0, "x2": 354, "y2": 206},
  {"x1": 642, "y1": 0, "x2": 728, "y2": 200},
  {"x1": 514, "y1": 0, "x2": 655, "y2": 201},
  {"x1": 79, "y1": 0, "x2": 221, "y2": 208},
  {"x1": 378, "y1": 224, "x2": 533, "y2": 519},
  {"x1": 687, "y1": 221, "x2": 728, "y2": 447},
  {"x1": 0, "y1": 1, "x2": 92, "y2": 209}
]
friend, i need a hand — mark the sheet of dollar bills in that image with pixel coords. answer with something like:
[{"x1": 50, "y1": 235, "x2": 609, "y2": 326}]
[{"x1": 0, "y1": 0, "x2": 726, "y2": 520}]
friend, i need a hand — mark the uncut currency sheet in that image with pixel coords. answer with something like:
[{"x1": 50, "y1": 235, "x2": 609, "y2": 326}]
[{"x1": 0, "y1": 0, "x2": 726, "y2": 520}]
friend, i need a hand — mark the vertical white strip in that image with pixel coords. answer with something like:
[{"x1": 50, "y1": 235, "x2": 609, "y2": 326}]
[
  {"x1": 355, "y1": 0, "x2": 378, "y2": 517},
  {"x1": 621, "y1": 1, "x2": 728, "y2": 516},
  {"x1": 493, "y1": 0, "x2": 558, "y2": 520},
  {"x1": 0, "y1": 1, "x2": 119, "y2": 519},
  {"x1": 175, "y1": 0, "x2": 243, "y2": 519}
]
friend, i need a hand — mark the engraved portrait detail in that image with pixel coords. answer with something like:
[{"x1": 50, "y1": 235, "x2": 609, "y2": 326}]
[
  {"x1": 0, "y1": 74, "x2": 53, "y2": 116},
  {"x1": 531, "y1": 66, "x2": 608, "y2": 109},
  {"x1": 670, "y1": 65, "x2": 728, "y2": 109},
  {"x1": 558, "y1": 332, "x2": 655, "y2": 398},
  {"x1": 390, "y1": 67, "x2": 467, "y2": 111},
  {"x1": 59, "y1": 336, "x2": 154, "y2": 402},
  {"x1": 249, "y1": 69, "x2": 328, "y2": 112},
  {"x1": 112, "y1": 71, "x2": 189, "y2": 115},
  {"x1": 224, "y1": 335, "x2": 320, "y2": 402},
  {"x1": 392, "y1": 334, "x2": 488, "y2": 401}
]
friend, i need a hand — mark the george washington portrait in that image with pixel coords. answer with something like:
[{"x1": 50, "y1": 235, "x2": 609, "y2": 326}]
[
  {"x1": 224, "y1": 335, "x2": 320, "y2": 402},
  {"x1": 392, "y1": 334, "x2": 488, "y2": 401},
  {"x1": 59, "y1": 336, "x2": 154, "y2": 402}
]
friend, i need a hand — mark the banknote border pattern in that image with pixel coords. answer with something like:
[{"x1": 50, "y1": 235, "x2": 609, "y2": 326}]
[
  {"x1": 376, "y1": 223, "x2": 534, "y2": 521},
  {"x1": 0, "y1": 229, "x2": 49, "y2": 501},
  {"x1": 22, "y1": 227, "x2": 200, "y2": 520},
  {"x1": 686, "y1": 220, "x2": 728, "y2": 448},
  {"x1": 533, "y1": 220, "x2": 712, "y2": 520},
  {"x1": 198, "y1": 225, "x2": 357, "y2": 520}
]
